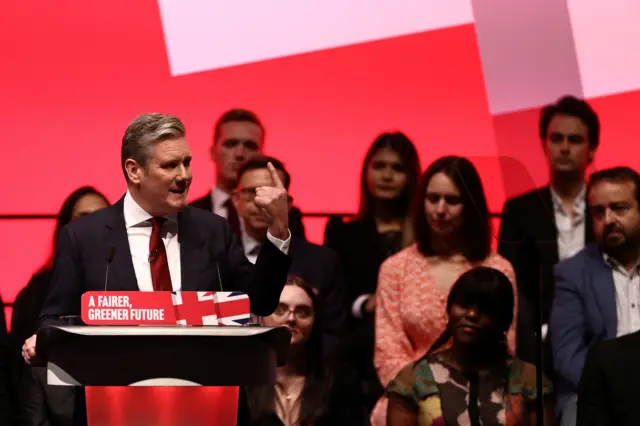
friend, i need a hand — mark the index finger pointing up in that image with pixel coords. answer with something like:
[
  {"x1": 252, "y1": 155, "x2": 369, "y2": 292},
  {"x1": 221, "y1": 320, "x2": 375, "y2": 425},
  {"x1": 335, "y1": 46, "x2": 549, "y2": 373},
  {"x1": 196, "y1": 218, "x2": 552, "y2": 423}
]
[{"x1": 267, "y1": 162, "x2": 285, "y2": 189}]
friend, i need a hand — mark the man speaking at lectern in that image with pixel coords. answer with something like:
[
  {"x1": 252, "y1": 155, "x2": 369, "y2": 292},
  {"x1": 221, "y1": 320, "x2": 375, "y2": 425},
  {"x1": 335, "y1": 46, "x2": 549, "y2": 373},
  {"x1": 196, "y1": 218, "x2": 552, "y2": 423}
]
[{"x1": 23, "y1": 113, "x2": 292, "y2": 361}]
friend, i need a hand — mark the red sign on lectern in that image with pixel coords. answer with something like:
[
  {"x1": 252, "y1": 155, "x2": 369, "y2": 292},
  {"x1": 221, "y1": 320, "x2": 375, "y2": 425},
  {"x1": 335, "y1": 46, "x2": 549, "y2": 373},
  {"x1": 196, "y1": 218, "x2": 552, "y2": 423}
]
[
  {"x1": 81, "y1": 291, "x2": 251, "y2": 326},
  {"x1": 79, "y1": 291, "x2": 251, "y2": 426}
]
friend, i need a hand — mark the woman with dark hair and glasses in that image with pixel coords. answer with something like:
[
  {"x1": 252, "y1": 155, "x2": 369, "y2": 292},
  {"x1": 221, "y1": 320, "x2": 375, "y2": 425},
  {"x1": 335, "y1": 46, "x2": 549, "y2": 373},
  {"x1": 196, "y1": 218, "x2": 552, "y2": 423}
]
[
  {"x1": 324, "y1": 132, "x2": 421, "y2": 411},
  {"x1": 387, "y1": 267, "x2": 554, "y2": 426},
  {"x1": 245, "y1": 275, "x2": 369, "y2": 426},
  {"x1": 12, "y1": 186, "x2": 109, "y2": 426},
  {"x1": 371, "y1": 156, "x2": 517, "y2": 425}
]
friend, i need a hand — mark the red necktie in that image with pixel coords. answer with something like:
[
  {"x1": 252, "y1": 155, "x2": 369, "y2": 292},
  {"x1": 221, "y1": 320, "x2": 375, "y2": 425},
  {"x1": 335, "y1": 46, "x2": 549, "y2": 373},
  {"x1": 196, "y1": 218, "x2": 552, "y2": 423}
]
[{"x1": 149, "y1": 217, "x2": 172, "y2": 291}]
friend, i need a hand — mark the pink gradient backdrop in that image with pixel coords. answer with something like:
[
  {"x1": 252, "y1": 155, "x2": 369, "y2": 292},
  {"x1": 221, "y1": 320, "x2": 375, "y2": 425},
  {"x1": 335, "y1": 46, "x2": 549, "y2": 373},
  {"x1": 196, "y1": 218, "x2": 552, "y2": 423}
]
[
  {"x1": 159, "y1": 0, "x2": 474, "y2": 75},
  {"x1": 567, "y1": 0, "x2": 640, "y2": 98}
]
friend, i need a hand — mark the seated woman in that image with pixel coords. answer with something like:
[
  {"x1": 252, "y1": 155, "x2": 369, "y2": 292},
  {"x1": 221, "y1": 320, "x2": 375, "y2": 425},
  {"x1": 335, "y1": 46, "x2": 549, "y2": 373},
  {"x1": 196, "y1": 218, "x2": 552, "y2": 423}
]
[
  {"x1": 386, "y1": 267, "x2": 554, "y2": 426},
  {"x1": 246, "y1": 275, "x2": 369, "y2": 426}
]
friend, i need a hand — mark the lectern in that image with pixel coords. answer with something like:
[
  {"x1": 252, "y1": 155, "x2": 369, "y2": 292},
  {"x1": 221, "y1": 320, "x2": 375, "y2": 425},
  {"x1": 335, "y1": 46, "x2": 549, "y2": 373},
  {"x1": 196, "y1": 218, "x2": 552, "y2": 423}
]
[{"x1": 36, "y1": 325, "x2": 291, "y2": 426}]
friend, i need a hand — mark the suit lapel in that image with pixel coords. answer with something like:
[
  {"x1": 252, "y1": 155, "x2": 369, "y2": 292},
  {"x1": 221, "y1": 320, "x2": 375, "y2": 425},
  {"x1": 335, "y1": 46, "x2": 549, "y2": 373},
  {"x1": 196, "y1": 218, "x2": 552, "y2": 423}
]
[
  {"x1": 585, "y1": 201, "x2": 595, "y2": 244},
  {"x1": 540, "y1": 185, "x2": 595, "y2": 253},
  {"x1": 587, "y1": 245, "x2": 617, "y2": 338},
  {"x1": 205, "y1": 191, "x2": 214, "y2": 212},
  {"x1": 289, "y1": 235, "x2": 302, "y2": 257},
  {"x1": 539, "y1": 187, "x2": 560, "y2": 265},
  {"x1": 104, "y1": 198, "x2": 138, "y2": 291},
  {"x1": 178, "y1": 208, "x2": 203, "y2": 291}
]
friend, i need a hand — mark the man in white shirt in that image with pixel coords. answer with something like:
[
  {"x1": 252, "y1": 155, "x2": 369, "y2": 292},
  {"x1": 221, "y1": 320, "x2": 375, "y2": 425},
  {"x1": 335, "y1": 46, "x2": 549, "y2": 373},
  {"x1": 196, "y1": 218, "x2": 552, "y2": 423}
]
[
  {"x1": 23, "y1": 113, "x2": 293, "y2": 363},
  {"x1": 498, "y1": 95, "x2": 600, "y2": 373}
]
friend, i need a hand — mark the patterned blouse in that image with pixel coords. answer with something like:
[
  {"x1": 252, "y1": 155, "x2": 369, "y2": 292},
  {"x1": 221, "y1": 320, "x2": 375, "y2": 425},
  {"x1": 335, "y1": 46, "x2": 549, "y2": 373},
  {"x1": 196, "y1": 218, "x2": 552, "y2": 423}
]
[
  {"x1": 387, "y1": 352, "x2": 553, "y2": 425},
  {"x1": 371, "y1": 245, "x2": 517, "y2": 426}
]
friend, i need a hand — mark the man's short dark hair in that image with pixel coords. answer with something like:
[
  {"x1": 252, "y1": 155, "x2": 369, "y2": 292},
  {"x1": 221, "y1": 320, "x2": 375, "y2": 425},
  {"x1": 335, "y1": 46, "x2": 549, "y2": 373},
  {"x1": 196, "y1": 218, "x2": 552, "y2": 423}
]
[
  {"x1": 588, "y1": 167, "x2": 640, "y2": 205},
  {"x1": 236, "y1": 156, "x2": 290, "y2": 190},
  {"x1": 213, "y1": 108, "x2": 264, "y2": 144},
  {"x1": 539, "y1": 95, "x2": 600, "y2": 149}
]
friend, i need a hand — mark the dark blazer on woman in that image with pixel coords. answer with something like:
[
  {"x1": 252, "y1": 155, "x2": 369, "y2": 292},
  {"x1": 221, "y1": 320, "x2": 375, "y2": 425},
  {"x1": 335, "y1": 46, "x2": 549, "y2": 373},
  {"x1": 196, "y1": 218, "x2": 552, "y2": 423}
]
[{"x1": 324, "y1": 215, "x2": 402, "y2": 410}]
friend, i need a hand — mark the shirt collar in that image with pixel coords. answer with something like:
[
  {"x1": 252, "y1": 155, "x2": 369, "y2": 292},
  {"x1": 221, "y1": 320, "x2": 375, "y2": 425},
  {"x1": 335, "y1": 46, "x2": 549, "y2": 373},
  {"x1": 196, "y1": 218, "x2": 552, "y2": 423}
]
[
  {"x1": 550, "y1": 184, "x2": 586, "y2": 215},
  {"x1": 240, "y1": 223, "x2": 263, "y2": 256},
  {"x1": 123, "y1": 191, "x2": 178, "y2": 228},
  {"x1": 603, "y1": 252, "x2": 640, "y2": 276},
  {"x1": 212, "y1": 186, "x2": 231, "y2": 210}
]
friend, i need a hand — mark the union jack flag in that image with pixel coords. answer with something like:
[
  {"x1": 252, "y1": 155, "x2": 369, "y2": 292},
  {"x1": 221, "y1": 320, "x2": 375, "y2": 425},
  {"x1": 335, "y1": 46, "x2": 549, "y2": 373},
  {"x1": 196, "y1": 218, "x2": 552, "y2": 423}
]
[{"x1": 170, "y1": 291, "x2": 251, "y2": 326}]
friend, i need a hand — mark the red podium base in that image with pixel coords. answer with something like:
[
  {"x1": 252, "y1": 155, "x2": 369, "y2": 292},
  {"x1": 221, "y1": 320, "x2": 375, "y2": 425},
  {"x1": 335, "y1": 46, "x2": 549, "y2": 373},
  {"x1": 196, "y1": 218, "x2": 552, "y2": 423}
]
[{"x1": 85, "y1": 386, "x2": 239, "y2": 426}]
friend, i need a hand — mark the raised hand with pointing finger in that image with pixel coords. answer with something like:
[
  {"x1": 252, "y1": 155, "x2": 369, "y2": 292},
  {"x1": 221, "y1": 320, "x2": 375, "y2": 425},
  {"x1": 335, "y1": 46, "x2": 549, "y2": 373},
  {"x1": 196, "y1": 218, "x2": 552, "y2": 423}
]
[{"x1": 252, "y1": 162, "x2": 290, "y2": 241}]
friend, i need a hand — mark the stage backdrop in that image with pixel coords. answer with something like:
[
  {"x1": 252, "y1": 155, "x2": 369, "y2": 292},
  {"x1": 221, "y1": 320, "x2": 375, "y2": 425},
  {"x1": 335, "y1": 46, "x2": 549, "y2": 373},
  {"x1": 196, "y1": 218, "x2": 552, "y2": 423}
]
[{"x1": 1, "y1": 0, "x2": 639, "y2": 326}]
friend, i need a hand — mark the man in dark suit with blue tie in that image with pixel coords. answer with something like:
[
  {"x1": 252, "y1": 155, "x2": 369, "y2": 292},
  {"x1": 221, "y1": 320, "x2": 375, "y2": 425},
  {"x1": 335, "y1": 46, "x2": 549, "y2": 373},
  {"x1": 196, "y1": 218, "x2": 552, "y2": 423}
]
[
  {"x1": 550, "y1": 166, "x2": 640, "y2": 425},
  {"x1": 23, "y1": 112, "x2": 292, "y2": 360}
]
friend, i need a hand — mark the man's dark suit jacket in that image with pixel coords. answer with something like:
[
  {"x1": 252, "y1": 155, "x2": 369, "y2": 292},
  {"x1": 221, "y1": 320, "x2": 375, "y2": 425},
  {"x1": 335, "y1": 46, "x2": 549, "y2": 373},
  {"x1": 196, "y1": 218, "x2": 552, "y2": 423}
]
[
  {"x1": 549, "y1": 243, "x2": 618, "y2": 418},
  {"x1": 38, "y1": 197, "x2": 292, "y2": 426},
  {"x1": 0, "y1": 292, "x2": 8, "y2": 342},
  {"x1": 578, "y1": 330, "x2": 640, "y2": 426},
  {"x1": 288, "y1": 237, "x2": 347, "y2": 359},
  {"x1": 40, "y1": 196, "x2": 292, "y2": 325},
  {"x1": 190, "y1": 192, "x2": 307, "y2": 240},
  {"x1": 498, "y1": 186, "x2": 594, "y2": 367}
]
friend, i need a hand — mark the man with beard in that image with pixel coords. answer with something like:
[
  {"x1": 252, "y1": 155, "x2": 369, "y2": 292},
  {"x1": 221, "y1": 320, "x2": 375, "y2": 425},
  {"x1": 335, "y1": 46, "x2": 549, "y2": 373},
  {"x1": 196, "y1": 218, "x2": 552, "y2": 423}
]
[{"x1": 550, "y1": 167, "x2": 640, "y2": 426}]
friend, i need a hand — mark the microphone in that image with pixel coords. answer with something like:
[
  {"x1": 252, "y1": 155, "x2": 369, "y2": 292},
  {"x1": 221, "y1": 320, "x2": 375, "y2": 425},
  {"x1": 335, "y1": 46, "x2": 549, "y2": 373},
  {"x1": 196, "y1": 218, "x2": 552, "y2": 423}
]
[
  {"x1": 104, "y1": 246, "x2": 116, "y2": 292},
  {"x1": 208, "y1": 243, "x2": 224, "y2": 292}
]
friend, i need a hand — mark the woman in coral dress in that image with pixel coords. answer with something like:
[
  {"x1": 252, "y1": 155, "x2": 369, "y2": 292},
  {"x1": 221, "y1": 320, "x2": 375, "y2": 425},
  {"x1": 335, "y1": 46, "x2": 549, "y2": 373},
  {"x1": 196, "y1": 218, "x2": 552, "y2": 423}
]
[{"x1": 370, "y1": 156, "x2": 518, "y2": 426}]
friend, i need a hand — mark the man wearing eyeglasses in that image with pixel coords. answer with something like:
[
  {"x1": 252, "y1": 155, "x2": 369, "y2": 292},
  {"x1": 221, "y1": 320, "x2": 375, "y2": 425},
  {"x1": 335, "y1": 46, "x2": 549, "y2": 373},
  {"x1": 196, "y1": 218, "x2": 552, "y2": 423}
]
[{"x1": 232, "y1": 156, "x2": 347, "y2": 359}]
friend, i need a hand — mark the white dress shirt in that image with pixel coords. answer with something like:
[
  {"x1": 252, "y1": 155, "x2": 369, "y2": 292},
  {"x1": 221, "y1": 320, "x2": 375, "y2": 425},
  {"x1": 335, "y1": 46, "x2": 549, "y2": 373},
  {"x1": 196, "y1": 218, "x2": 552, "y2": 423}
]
[
  {"x1": 211, "y1": 186, "x2": 231, "y2": 218},
  {"x1": 239, "y1": 217, "x2": 292, "y2": 264},
  {"x1": 241, "y1": 229, "x2": 263, "y2": 265},
  {"x1": 124, "y1": 191, "x2": 291, "y2": 291},
  {"x1": 550, "y1": 185, "x2": 586, "y2": 261},
  {"x1": 540, "y1": 186, "x2": 587, "y2": 340},
  {"x1": 124, "y1": 192, "x2": 181, "y2": 291},
  {"x1": 604, "y1": 254, "x2": 640, "y2": 337}
]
